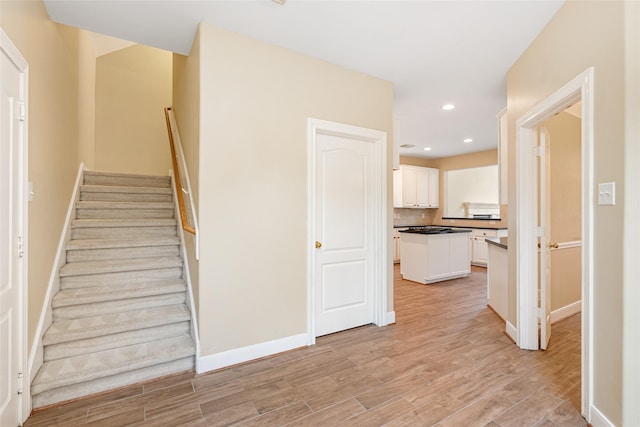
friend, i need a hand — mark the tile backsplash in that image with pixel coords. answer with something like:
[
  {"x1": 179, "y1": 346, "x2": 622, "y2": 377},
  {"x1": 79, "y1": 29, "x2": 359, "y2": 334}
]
[{"x1": 393, "y1": 208, "x2": 435, "y2": 227}]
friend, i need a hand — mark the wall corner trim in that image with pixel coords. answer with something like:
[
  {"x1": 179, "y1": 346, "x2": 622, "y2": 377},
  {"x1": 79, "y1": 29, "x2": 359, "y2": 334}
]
[
  {"x1": 196, "y1": 333, "x2": 308, "y2": 374},
  {"x1": 590, "y1": 405, "x2": 616, "y2": 427}
]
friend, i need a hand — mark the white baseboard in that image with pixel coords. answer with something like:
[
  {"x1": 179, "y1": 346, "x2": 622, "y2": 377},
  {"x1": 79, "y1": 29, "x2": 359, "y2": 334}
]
[
  {"x1": 506, "y1": 321, "x2": 517, "y2": 343},
  {"x1": 551, "y1": 300, "x2": 581, "y2": 324},
  {"x1": 386, "y1": 311, "x2": 396, "y2": 325},
  {"x1": 196, "y1": 333, "x2": 308, "y2": 374},
  {"x1": 590, "y1": 404, "x2": 615, "y2": 427}
]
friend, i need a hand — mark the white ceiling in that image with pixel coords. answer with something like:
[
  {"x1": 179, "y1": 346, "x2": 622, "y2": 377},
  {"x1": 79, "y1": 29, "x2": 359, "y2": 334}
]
[{"x1": 43, "y1": 0, "x2": 563, "y2": 159}]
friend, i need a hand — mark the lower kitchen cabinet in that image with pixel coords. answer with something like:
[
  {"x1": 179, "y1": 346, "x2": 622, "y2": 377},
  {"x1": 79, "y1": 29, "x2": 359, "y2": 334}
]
[
  {"x1": 400, "y1": 231, "x2": 471, "y2": 284},
  {"x1": 470, "y1": 228, "x2": 507, "y2": 266}
]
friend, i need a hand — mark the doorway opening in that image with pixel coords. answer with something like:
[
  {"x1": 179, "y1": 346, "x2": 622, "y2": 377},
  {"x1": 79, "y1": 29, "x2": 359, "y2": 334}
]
[{"x1": 515, "y1": 67, "x2": 594, "y2": 420}]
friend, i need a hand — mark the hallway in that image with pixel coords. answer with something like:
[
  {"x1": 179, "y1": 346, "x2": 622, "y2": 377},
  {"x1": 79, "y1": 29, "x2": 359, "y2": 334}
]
[{"x1": 24, "y1": 266, "x2": 585, "y2": 426}]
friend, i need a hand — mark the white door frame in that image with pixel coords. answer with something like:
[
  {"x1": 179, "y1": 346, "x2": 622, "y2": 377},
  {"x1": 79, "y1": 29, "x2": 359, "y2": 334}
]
[
  {"x1": 1, "y1": 28, "x2": 30, "y2": 423},
  {"x1": 515, "y1": 67, "x2": 594, "y2": 419},
  {"x1": 307, "y1": 118, "x2": 388, "y2": 346}
]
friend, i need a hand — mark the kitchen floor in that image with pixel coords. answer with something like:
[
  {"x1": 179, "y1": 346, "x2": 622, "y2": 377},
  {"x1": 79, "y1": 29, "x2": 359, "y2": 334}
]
[{"x1": 24, "y1": 266, "x2": 586, "y2": 426}]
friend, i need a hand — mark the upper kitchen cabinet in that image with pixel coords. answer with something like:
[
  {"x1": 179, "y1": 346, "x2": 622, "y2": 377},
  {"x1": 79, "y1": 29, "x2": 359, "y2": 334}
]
[{"x1": 393, "y1": 165, "x2": 439, "y2": 208}]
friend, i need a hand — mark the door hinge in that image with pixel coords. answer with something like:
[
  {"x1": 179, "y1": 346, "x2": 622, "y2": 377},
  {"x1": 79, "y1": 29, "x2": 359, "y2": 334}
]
[
  {"x1": 17, "y1": 372, "x2": 24, "y2": 395},
  {"x1": 19, "y1": 101, "x2": 25, "y2": 122},
  {"x1": 536, "y1": 145, "x2": 545, "y2": 157},
  {"x1": 17, "y1": 236, "x2": 24, "y2": 258}
]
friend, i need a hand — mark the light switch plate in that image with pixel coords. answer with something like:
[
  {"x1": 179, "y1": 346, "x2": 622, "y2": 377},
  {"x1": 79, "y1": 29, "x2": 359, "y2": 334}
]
[{"x1": 598, "y1": 182, "x2": 615, "y2": 205}]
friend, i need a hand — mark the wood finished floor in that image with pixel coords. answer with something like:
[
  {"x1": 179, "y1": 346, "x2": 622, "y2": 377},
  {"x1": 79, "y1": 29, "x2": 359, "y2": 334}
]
[{"x1": 24, "y1": 265, "x2": 586, "y2": 427}]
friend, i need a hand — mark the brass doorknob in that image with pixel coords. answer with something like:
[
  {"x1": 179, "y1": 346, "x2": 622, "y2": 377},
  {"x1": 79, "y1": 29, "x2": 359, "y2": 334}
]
[
  {"x1": 549, "y1": 243, "x2": 559, "y2": 249},
  {"x1": 315, "y1": 241, "x2": 322, "y2": 249}
]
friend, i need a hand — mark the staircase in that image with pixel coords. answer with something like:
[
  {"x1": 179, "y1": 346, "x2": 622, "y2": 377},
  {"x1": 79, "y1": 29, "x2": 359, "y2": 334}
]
[{"x1": 31, "y1": 171, "x2": 195, "y2": 409}]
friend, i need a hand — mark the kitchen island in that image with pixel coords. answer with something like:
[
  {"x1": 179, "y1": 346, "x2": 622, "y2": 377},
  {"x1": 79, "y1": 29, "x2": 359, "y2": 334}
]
[{"x1": 400, "y1": 227, "x2": 472, "y2": 284}]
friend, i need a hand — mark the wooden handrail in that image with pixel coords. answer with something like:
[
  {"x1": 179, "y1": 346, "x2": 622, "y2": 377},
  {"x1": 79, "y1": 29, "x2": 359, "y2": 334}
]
[{"x1": 164, "y1": 107, "x2": 196, "y2": 235}]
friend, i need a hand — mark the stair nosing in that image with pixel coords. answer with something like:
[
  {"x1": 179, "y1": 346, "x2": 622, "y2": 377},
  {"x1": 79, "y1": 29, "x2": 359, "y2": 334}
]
[{"x1": 52, "y1": 280, "x2": 186, "y2": 307}]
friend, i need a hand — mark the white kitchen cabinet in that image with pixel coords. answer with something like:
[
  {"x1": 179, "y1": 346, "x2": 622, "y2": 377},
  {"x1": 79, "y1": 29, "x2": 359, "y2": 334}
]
[
  {"x1": 400, "y1": 231, "x2": 471, "y2": 284},
  {"x1": 393, "y1": 227, "x2": 408, "y2": 263},
  {"x1": 393, "y1": 165, "x2": 439, "y2": 208},
  {"x1": 470, "y1": 228, "x2": 508, "y2": 266},
  {"x1": 487, "y1": 239, "x2": 508, "y2": 321}
]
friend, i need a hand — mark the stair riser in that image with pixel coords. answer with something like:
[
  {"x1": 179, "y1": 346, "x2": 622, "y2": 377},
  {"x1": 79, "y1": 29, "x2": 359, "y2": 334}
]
[
  {"x1": 32, "y1": 358, "x2": 194, "y2": 408},
  {"x1": 60, "y1": 268, "x2": 183, "y2": 289},
  {"x1": 72, "y1": 227, "x2": 177, "y2": 239},
  {"x1": 44, "y1": 322, "x2": 191, "y2": 362},
  {"x1": 67, "y1": 245, "x2": 180, "y2": 263},
  {"x1": 76, "y1": 209, "x2": 175, "y2": 219},
  {"x1": 83, "y1": 174, "x2": 170, "y2": 188},
  {"x1": 53, "y1": 293, "x2": 187, "y2": 320},
  {"x1": 80, "y1": 192, "x2": 173, "y2": 203}
]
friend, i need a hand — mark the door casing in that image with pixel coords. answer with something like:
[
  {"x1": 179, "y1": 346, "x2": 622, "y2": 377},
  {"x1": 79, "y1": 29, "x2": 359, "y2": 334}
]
[
  {"x1": 307, "y1": 118, "x2": 388, "y2": 346},
  {"x1": 515, "y1": 67, "x2": 594, "y2": 420},
  {"x1": 0, "y1": 27, "x2": 29, "y2": 423}
]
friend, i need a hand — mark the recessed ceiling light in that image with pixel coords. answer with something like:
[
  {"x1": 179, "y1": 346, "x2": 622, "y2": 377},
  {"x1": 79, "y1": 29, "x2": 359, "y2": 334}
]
[
  {"x1": 464, "y1": 138, "x2": 473, "y2": 143},
  {"x1": 441, "y1": 104, "x2": 456, "y2": 111},
  {"x1": 272, "y1": 0, "x2": 286, "y2": 4},
  {"x1": 424, "y1": 147, "x2": 432, "y2": 151}
]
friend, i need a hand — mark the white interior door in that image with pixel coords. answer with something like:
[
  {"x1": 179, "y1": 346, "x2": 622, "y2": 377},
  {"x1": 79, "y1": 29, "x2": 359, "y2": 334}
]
[
  {"x1": 539, "y1": 127, "x2": 552, "y2": 350},
  {"x1": 314, "y1": 132, "x2": 375, "y2": 337},
  {"x1": 1, "y1": 31, "x2": 26, "y2": 427}
]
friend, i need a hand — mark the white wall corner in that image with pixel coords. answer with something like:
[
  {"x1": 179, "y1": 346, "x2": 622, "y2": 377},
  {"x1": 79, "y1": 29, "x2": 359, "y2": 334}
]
[
  {"x1": 386, "y1": 311, "x2": 396, "y2": 325},
  {"x1": 505, "y1": 321, "x2": 517, "y2": 343},
  {"x1": 196, "y1": 333, "x2": 308, "y2": 374},
  {"x1": 590, "y1": 405, "x2": 616, "y2": 427}
]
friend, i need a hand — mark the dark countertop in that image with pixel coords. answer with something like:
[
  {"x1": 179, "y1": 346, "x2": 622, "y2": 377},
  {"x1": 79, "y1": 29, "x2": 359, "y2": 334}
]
[
  {"x1": 487, "y1": 237, "x2": 508, "y2": 249},
  {"x1": 394, "y1": 224, "x2": 507, "y2": 230},
  {"x1": 399, "y1": 227, "x2": 472, "y2": 235}
]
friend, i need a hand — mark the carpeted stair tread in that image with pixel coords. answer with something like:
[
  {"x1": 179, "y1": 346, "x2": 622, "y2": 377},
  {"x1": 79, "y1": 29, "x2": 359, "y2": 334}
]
[
  {"x1": 66, "y1": 244, "x2": 180, "y2": 263},
  {"x1": 32, "y1": 359, "x2": 194, "y2": 409},
  {"x1": 59, "y1": 257, "x2": 183, "y2": 277},
  {"x1": 66, "y1": 237, "x2": 180, "y2": 251},
  {"x1": 76, "y1": 201, "x2": 174, "y2": 210},
  {"x1": 83, "y1": 171, "x2": 171, "y2": 188},
  {"x1": 52, "y1": 279, "x2": 186, "y2": 307},
  {"x1": 61, "y1": 267, "x2": 184, "y2": 289},
  {"x1": 44, "y1": 321, "x2": 191, "y2": 361},
  {"x1": 53, "y1": 293, "x2": 187, "y2": 320},
  {"x1": 31, "y1": 335, "x2": 195, "y2": 395},
  {"x1": 43, "y1": 304, "x2": 191, "y2": 346},
  {"x1": 80, "y1": 184, "x2": 173, "y2": 195},
  {"x1": 72, "y1": 218, "x2": 177, "y2": 228}
]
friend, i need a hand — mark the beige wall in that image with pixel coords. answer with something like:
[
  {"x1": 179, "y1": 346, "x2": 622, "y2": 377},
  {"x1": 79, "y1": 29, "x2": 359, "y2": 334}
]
[
  {"x1": 544, "y1": 112, "x2": 581, "y2": 312},
  {"x1": 1, "y1": 1, "x2": 84, "y2": 348},
  {"x1": 193, "y1": 23, "x2": 393, "y2": 355},
  {"x1": 77, "y1": 29, "x2": 96, "y2": 169},
  {"x1": 507, "y1": 1, "x2": 625, "y2": 423},
  {"x1": 172, "y1": 29, "x2": 201, "y2": 316},
  {"x1": 95, "y1": 44, "x2": 172, "y2": 175}
]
